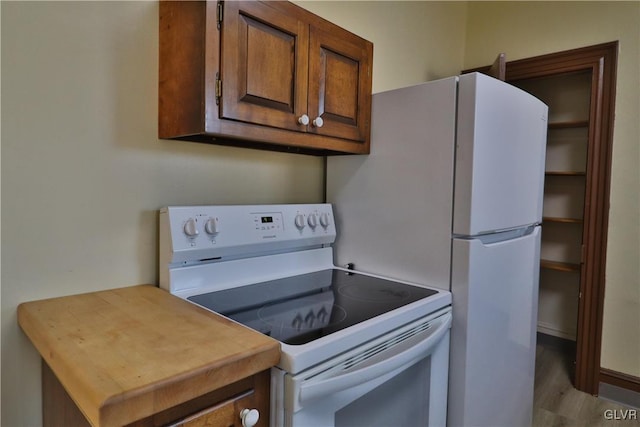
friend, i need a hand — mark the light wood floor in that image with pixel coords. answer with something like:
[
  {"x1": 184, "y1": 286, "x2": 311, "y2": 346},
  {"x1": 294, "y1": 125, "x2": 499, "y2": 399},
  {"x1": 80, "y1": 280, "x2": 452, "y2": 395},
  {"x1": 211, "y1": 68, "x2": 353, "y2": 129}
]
[{"x1": 533, "y1": 340, "x2": 639, "y2": 427}]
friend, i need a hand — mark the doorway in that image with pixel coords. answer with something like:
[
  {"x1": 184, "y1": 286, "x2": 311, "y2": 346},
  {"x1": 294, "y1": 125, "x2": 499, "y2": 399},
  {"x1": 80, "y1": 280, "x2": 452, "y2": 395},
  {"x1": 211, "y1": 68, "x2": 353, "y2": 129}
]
[{"x1": 466, "y1": 42, "x2": 618, "y2": 394}]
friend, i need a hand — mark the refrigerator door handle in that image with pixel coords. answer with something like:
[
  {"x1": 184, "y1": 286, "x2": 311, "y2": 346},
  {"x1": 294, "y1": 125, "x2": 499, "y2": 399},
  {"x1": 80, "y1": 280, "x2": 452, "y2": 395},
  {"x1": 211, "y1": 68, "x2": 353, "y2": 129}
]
[{"x1": 454, "y1": 225, "x2": 538, "y2": 245}]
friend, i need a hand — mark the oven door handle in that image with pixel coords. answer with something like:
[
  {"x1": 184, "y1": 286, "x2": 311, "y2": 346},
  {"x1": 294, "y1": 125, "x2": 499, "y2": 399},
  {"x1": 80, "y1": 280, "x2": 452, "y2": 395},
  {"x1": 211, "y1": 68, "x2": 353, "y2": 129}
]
[{"x1": 298, "y1": 311, "x2": 452, "y2": 406}]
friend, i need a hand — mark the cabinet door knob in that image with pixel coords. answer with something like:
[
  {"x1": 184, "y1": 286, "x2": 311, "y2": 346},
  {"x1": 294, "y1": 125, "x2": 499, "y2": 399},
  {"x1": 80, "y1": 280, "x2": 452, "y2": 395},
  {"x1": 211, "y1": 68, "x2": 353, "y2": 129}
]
[
  {"x1": 240, "y1": 408, "x2": 260, "y2": 427},
  {"x1": 312, "y1": 116, "x2": 324, "y2": 128},
  {"x1": 297, "y1": 114, "x2": 310, "y2": 126}
]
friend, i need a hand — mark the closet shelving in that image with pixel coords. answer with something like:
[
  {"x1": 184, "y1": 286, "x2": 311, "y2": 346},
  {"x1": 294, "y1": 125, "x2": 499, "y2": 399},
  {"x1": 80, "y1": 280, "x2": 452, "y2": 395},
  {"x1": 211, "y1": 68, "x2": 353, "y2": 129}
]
[
  {"x1": 513, "y1": 70, "x2": 591, "y2": 340},
  {"x1": 541, "y1": 98, "x2": 589, "y2": 276}
]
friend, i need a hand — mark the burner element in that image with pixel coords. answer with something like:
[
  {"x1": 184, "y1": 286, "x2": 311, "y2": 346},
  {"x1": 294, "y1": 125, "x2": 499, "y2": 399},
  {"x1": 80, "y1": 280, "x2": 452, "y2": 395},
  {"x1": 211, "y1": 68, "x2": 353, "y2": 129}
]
[
  {"x1": 338, "y1": 283, "x2": 412, "y2": 303},
  {"x1": 257, "y1": 303, "x2": 347, "y2": 331}
]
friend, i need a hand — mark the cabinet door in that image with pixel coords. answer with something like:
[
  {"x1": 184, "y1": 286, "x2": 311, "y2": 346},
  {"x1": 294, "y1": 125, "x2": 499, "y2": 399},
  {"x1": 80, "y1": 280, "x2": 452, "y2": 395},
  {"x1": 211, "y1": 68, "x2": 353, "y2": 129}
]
[
  {"x1": 221, "y1": 1, "x2": 308, "y2": 132},
  {"x1": 308, "y1": 26, "x2": 372, "y2": 143}
]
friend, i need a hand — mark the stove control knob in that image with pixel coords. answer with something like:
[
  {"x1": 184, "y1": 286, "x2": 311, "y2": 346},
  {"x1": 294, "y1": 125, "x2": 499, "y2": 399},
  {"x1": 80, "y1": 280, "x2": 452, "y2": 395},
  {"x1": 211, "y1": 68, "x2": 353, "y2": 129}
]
[
  {"x1": 294, "y1": 213, "x2": 305, "y2": 230},
  {"x1": 183, "y1": 218, "x2": 198, "y2": 237},
  {"x1": 240, "y1": 408, "x2": 260, "y2": 427},
  {"x1": 319, "y1": 212, "x2": 331, "y2": 229},
  {"x1": 307, "y1": 213, "x2": 318, "y2": 229},
  {"x1": 204, "y1": 217, "x2": 218, "y2": 235}
]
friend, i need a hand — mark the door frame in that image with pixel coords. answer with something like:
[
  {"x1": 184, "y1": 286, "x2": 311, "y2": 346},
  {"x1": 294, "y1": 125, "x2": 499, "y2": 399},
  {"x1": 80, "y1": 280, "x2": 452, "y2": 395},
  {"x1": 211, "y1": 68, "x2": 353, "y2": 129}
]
[{"x1": 466, "y1": 41, "x2": 618, "y2": 394}]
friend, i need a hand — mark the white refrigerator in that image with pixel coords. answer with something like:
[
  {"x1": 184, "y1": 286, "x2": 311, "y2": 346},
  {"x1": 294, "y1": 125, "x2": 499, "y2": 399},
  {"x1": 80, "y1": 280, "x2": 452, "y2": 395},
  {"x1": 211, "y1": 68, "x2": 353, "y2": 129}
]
[{"x1": 326, "y1": 72, "x2": 548, "y2": 427}]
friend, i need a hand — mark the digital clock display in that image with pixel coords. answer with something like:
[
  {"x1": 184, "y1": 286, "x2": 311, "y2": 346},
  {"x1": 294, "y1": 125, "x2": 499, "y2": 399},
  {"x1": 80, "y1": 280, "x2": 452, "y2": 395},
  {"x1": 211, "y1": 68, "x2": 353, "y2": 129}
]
[{"x1": 261, "y1": 216, "x2": 273, "y2": 224}]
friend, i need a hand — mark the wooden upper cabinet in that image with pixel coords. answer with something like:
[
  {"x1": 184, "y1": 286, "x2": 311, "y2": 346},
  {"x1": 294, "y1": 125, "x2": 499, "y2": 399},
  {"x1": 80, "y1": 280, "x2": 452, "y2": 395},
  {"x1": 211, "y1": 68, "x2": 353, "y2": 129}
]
[{"x1": 160, "y1": 0, "x2": 373, "y2": 155}]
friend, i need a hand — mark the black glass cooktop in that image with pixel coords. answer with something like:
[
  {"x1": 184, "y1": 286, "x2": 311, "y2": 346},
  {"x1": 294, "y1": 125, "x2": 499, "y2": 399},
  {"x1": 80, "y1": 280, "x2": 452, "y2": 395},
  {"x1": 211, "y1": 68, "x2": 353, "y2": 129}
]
[{"x1": 188, "y1": 269, "x2": 438, "y2": 345}]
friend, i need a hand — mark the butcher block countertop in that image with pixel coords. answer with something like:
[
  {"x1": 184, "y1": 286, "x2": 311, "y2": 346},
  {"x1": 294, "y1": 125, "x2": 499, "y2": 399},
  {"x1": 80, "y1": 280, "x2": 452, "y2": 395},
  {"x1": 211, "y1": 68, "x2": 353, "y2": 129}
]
[{"x1": 18, "y1": 284, "x2": 281, "y2": 427}]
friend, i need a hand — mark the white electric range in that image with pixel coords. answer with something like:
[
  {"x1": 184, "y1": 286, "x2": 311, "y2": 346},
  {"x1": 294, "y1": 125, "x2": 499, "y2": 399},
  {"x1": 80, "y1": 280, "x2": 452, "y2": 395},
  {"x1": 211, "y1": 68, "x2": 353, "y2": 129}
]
[{"x1": 159, "y1": 204, "x2": 452, "y2": 427}]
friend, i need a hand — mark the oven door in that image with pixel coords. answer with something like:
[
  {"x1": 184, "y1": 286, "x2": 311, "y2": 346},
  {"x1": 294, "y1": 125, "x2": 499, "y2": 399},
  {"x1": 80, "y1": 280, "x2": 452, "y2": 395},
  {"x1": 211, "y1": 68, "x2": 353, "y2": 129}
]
[{"x1": 279, "y1": 308, "x2": 451, "y2": 427}]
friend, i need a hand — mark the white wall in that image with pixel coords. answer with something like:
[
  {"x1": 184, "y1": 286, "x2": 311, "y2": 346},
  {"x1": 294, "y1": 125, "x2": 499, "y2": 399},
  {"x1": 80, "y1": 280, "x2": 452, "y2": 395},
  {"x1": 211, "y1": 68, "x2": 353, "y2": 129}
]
[
  {"x1": 1, "y1": 2, "x2": 468, "y2": 426},
  {"x1": 464, "y1": 1, "x2": 640, "y2": 378}
]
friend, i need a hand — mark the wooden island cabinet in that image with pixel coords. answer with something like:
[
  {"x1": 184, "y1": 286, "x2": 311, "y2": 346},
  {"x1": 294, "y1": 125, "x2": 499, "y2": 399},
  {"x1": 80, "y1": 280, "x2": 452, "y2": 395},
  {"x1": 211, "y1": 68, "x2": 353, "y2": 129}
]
[
  {"x1": 42, "y1": 362, "x2": 270, "y2": 427},
  {"x1": 18, "y1": 285, "x2": 280, "y2": 427},
  {"x1": 159, "y1": 1, "x2": 373, "y2": 155}
]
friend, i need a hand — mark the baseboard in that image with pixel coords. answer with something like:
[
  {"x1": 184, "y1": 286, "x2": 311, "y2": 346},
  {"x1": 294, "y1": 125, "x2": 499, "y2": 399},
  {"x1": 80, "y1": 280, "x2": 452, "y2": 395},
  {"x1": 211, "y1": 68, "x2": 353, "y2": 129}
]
[
  {"x1": 537, "y1": 332, "x2": 576, "y2": 352},
  {"x1": 537, "y1": 322, "x2": 577, "y2": 341},
  {"x1": 599, "y1": 368, "x2": 640, "y2": 409},
  {"x1": 600, "y1": 368, "x2": 640, "y2": 393}
]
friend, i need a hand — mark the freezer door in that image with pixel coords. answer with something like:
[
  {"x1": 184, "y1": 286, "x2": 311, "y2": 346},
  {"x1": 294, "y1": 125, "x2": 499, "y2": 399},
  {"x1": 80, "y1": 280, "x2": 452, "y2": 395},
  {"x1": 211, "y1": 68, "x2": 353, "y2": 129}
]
[
  {"x1": 454, "y1": 73, "x2": 548, "y2": 236},
  {"x1": 448, "y1": 226, "x2": 540, "y2": 427}
]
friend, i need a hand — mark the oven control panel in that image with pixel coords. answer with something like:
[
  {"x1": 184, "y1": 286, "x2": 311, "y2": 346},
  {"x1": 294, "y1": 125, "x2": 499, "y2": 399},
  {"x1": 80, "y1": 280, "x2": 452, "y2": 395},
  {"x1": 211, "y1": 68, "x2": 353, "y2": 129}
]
[{"x1": 160, "y1": 204, "x2": 336, "y2": 264}]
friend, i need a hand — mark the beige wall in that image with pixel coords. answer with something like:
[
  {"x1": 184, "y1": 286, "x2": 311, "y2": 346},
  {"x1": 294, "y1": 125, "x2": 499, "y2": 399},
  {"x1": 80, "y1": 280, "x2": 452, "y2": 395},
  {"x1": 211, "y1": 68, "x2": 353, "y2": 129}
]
[
  {"x1": 0, "y1": 2, "x2": 324, "y2": 425},
  {"x1": 464, "y1": 2, "x2": 640, "y2": 377},
  {"x1": 1, "y1": 2, "x2": 468, "y2": 425},
  {"x1": 294, "y1": 1, "x2": 468, "y2": 92}
]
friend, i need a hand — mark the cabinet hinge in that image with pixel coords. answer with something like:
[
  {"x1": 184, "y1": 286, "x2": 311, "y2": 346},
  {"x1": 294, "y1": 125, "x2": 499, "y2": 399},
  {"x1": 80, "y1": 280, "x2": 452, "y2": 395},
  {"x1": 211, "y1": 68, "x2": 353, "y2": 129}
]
[
  {"x1": 215, "y1": 72, "x2": 221, "y2": 105},
  {"x1": 581, "y1": 244, "x2": 586, "y2": 263},
  {"x1": 217, "y1": 1, "x2": 224, "y2": 29}
]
